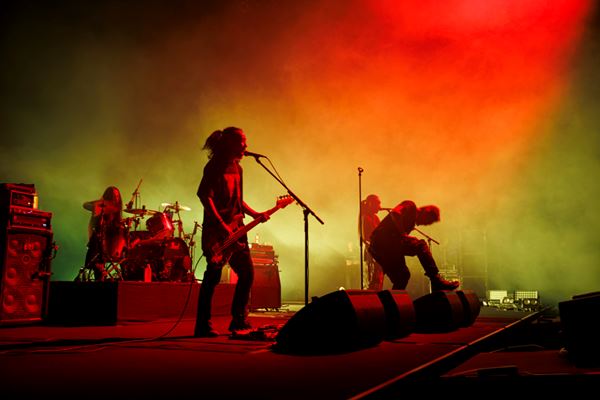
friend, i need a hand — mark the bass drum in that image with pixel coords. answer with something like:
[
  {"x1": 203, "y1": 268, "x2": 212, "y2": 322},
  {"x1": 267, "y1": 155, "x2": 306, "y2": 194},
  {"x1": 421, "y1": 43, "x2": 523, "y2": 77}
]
[{"x1": 122, "y1": 238, "x2": 193, "y2": 282}]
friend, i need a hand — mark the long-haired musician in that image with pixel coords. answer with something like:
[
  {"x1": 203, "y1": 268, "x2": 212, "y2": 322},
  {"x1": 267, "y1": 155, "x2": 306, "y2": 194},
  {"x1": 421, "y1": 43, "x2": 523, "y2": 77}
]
[
  {"x1": 82, "y1": 186, "x2": 124, "y2": 280},
  {"x1": 359, "y1": 194, "x2": 384, "y2": 290},
  {"x1": 194, "y1": 127, "x2": 269, "y2": 337}
]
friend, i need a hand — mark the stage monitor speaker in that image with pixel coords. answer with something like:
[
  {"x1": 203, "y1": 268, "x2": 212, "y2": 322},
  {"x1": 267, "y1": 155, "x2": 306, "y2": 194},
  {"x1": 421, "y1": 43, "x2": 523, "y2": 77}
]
[
  {"x1": 413, "y1": 290, "x2": 465, "y2": 333},
  {"x1": 275, "y1": 290, "x2": 386, "y2": 354},
  {"x1": 0, "y1": 227, "x2": 53, "y2": 324},
  {"x1": 376, "y1": 290, "x2": 415, "y2": 339},
  {"x1": 558, "y1": 292, "x2": 600, "y2": 367},
  {"x1": 456, "y1": 290, "x2": 481, "y2": 327}
]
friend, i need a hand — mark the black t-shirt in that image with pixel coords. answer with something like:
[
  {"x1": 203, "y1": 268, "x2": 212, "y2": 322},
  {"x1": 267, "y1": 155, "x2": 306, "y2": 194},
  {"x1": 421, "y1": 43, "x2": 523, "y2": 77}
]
[
  {"x1": 370, "y1": 200, "x2": 417, "y2": 249},
  {"x1": 197, "y1": 158, "x2": 244, "y2": 228}
]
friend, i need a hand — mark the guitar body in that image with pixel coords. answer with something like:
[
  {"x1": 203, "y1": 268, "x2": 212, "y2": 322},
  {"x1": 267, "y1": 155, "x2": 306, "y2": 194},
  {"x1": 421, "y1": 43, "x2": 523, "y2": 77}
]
[
  {"x1": 203, "y1": 216, "x2": 245, "y2": 267},
  {"x1": 202, "y1": 196, "x2": 294, "y2": 268}
]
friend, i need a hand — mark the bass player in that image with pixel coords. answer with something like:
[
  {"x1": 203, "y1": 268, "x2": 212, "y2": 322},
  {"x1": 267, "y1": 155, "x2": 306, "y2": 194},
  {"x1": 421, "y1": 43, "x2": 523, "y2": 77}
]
[{"x1": 194, "y1": 127, "x2": 270, "y2": 337}]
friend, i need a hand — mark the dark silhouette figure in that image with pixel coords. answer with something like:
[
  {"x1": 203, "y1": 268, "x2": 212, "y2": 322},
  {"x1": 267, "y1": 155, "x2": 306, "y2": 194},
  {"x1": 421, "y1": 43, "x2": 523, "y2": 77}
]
[
  {"x1": 194, "y1": 127, "x2": 269, "y2": 337},
  {"x1": 82, "y1": 186, "x2": 125, "y2": 280},
  {"x1": 359, "y1": 194, "x2": 384, "y2": 290},
  {"x1": 368, "y1": 200, "x2": 459, "y2": 292}
]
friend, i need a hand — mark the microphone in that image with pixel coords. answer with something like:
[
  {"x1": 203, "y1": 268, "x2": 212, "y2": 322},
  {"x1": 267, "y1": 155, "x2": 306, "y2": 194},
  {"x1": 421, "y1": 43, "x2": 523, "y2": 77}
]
[
  {"x1": 380, "y1": 207, "x2": 393, "y2": 211},
  {"x1": 244, "y1": 150, "x2": 267, "y2": 159}
]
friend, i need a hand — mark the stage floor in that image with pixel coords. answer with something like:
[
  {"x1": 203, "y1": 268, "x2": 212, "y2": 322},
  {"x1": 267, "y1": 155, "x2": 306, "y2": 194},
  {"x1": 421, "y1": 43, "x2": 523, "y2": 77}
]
[{"x1": 1, "y1": 305, "x2": 595, "y2": 399}]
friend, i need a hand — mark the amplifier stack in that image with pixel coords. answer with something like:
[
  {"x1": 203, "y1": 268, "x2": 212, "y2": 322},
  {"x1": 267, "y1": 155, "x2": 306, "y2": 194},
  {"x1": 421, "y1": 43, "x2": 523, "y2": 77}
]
[
  {"x1": 249, "y1": 243, "x2": 281, "y2": 310},
  {"x1": 0, "y1": 183, "x2": 53, "y2": 324}
]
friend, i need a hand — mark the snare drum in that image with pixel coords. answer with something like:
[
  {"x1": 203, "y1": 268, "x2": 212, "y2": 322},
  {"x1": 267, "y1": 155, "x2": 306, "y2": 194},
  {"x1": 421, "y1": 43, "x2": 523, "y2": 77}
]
[{"x1": 146, "y1": 212, "x2": 174, "y2": 239}]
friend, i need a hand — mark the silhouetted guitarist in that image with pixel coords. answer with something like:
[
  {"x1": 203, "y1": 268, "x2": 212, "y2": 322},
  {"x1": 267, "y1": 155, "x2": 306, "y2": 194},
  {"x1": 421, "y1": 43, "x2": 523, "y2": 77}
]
[{"x1": 194, "y1": 127, "x2": 271, "y2": 337}]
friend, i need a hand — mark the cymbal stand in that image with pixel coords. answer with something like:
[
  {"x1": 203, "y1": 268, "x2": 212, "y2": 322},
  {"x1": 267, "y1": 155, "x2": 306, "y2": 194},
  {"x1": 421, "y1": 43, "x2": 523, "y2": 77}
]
[
  {"x1": 126, "y1": 179, "x2": 143, "y2": 232},
  {"x1": 103, "y1": 261, "x2": 123, "y2": 281},
  {"x1": 173, "y1": 202, "x2": 185, "y2": 239},
  {"x1": 163, "y1": 203, "x2": 185, "y2": 239}
]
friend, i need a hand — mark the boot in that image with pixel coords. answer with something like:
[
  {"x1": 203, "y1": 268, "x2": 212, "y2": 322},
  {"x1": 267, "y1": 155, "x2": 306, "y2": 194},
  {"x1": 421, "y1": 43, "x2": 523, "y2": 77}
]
[
  {"x1": 430, "y1": 274, "x2": 460, "y2": 291},
  {"x1": 229, "y1": 317, "x2": 252, "y2": 333},
  {"x1": 194, "y1": 321, "x2": 219, "y2": 338}
]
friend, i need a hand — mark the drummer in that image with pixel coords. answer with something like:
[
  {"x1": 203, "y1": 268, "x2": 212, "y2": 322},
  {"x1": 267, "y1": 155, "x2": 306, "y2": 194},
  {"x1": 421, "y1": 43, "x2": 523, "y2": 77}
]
[{"x1": 83, "y1": 186, "x2": 124, "y2": 280}]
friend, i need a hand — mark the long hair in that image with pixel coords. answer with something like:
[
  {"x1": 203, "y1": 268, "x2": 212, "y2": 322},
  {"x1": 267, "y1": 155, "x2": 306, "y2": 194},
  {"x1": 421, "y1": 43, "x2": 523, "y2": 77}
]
[
  {"x1": 359, "y1": 194, "x2": 380, "y2": 242},
  {"x1": 101, "y1": 186, "x2": 123, "y2": 222},
  {"x1": 419, "y1": 205, "x2": 440, "y2": 223},
  {"x1": 203, "y1": 126, "x2": 244, "y2": 159}
]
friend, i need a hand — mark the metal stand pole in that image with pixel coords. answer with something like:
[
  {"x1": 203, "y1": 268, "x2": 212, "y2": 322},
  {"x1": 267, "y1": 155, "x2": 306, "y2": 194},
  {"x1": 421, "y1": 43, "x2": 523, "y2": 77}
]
[{"x1": 358, "y1": 167, "x2": 364, "y2": 290}]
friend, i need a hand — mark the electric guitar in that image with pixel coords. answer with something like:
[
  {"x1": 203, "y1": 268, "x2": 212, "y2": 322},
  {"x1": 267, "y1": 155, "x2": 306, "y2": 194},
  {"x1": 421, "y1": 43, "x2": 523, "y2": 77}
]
[{"x1": 205, "y1": 195, "x2": 294, "y2": 266}]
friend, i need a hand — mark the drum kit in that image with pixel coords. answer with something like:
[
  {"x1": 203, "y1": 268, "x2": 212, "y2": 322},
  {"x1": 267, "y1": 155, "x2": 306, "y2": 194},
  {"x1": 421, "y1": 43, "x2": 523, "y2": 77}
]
[
  {"x1": 77, "y1": 183, "x2": 199, "y2": 283},
  {"x1": 120, "y1": 201, "x2": 196, "y2": 282}
]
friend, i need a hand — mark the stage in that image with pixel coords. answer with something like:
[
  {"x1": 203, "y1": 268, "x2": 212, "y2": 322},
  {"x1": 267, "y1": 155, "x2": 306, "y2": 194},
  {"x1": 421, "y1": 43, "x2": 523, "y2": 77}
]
[{"x1": 1, "y1": 282, "x2": 598, "y2": 399}]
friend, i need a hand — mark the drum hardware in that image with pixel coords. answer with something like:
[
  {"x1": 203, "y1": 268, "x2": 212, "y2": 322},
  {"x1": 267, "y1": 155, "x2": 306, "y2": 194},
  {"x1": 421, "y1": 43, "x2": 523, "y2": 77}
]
[
  {"x1": 76, "y1": 254, "x2": 123, "y2": 282},
  {"x1": 184, "y1": 221, "x2": 201, "y2": 266},
  {"x1": 161, "y1": 201, "x2": 191, "y2": 212},
  {"x1": 184, "y1": 221, "x2": 201, "y2": 244},
  {"x1": 125, "y1": 178, "x2": 143, "y2": 212},
  {"x1": 121, "y1": 237, "x2": 193, "y2": 282},
  {"x1": 160, "y1": 201, "x2": 191, "y2": 239},
  {"x1": 124, "y1": 206, "x2": 157, "y2": 217},
  {"x1": 123, "y1": 178, "x2": 158, "y2": 227}
]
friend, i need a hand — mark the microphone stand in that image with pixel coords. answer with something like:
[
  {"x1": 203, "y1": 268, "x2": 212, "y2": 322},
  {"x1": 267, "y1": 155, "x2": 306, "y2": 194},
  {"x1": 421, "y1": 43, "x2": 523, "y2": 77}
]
[
  {"x1": 357, "y1": 167, "x2": 364, "y2": 290},
  {"x1": 249, "y1": 156, "x2": 324, "y2": 306},
  {"x1": 413, "y1": 227, "x2": 440, "y2": 247}
]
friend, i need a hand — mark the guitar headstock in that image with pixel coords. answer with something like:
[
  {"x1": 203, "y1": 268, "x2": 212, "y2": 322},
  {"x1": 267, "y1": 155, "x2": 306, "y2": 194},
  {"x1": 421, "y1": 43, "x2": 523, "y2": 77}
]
[{"x1": 276, "y1": 195, "x2": 294, "y2": 209}]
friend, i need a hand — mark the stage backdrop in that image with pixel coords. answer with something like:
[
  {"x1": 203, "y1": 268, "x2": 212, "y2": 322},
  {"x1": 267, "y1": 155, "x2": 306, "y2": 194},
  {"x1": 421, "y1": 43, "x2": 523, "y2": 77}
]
[{"x1": 2, "y1": 0, "x2": 599, "y2": 304}]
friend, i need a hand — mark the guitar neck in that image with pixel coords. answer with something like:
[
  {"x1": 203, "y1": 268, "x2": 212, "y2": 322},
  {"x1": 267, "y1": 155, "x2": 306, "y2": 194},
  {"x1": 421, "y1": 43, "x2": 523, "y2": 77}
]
[{"x1": 219, "y1": 205, "x2": 281, "y2": 250}]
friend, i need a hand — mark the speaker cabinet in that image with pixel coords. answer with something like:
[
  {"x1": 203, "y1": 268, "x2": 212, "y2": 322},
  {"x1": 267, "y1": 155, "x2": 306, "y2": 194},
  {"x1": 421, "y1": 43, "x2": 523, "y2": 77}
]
[
  {"x1": 250, "y1": 264, "x2": 281, "y2": 310},
  {"x1": 413, "y1": 290, "x2": 465, "y2": 333},
  {"x1": 275, "y1": 290, "x2": 386, "y2": 353},
  {"x1": 0, "y1": 183, "x2": 38, "y2": 211},
  {"x1": 0, "y1": 228, "x2": 53, "y2": 324},
  {"x1": 559, "y1": 292, "x2": 600, "y2": 367},
  {"x1": 456, "y1": 290, "x2": 481, "y2": 327},
  {"x1": 376, "y1": 290, "x2": 415, "y2": 339}
]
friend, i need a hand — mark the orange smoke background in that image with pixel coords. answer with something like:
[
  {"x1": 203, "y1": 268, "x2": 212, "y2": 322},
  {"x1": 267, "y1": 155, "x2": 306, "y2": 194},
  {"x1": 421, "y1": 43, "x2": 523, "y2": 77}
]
[{"x1": 1, "y1": 0, "x2": 599, "y2": 305}]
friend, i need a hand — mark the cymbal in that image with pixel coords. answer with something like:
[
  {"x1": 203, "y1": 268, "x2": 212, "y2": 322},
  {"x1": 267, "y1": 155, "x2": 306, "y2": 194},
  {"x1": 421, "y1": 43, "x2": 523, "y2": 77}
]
[
  {"x1": 124, "y1": 207, "x2": 157, "y2": 216},
  {"x1": 83, "y1": 199, "x2": 121, "y2": 214},
  {"x1": 161, "y1": 202, "x2": 191, "y2": 212}
]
